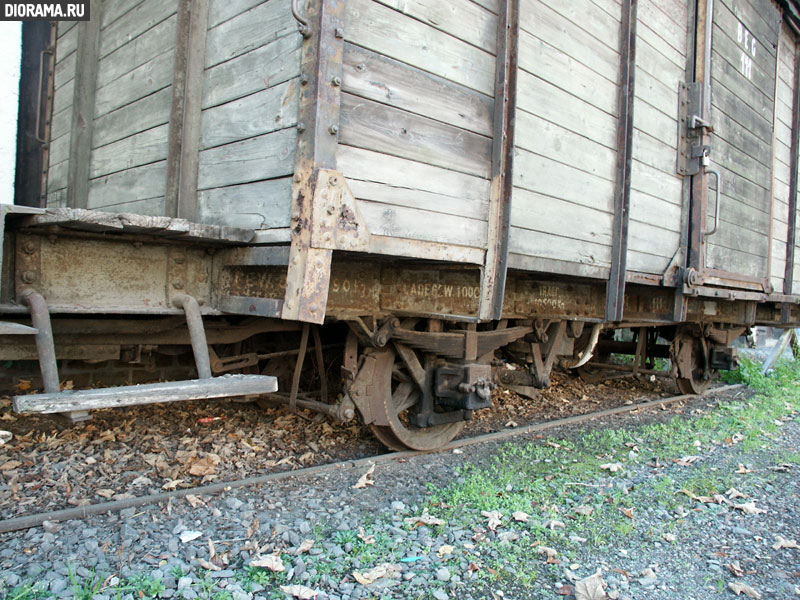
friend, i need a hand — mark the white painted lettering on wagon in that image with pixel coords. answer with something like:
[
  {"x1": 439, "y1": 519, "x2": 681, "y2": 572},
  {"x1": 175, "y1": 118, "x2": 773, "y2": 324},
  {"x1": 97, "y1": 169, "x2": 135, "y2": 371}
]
[{"x1": 737, "y1": 20, "x2": 757, "y2": 81}]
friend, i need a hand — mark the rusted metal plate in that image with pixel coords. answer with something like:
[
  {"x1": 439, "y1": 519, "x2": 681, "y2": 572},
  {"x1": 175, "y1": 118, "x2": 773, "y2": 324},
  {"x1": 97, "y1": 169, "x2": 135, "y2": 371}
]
[
  {"x1": 327, "y1": 262, "x2": 381, "y2": 311},
  {"x1": 222, "y1": 267, "x2": 287, "y2": 299},
  {"x1": 381, "y1": 268, "x2": 481, "y2": 317},
  {"x1": 513, "y1": 281, "x2": 602, "y2": 319},
  {"x1": 0, "y1": 342, "x2": 119, "y2": 361}
]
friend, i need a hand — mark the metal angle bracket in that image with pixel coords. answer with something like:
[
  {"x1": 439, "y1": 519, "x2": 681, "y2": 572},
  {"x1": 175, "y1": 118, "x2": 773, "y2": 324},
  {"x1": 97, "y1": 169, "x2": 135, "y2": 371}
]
[
  {"x1": 310, "y1": 169, "x2": 371, "y2": 252},
  {"x1": 677, "y1": 82, "x2": 712, "y2": 176}
]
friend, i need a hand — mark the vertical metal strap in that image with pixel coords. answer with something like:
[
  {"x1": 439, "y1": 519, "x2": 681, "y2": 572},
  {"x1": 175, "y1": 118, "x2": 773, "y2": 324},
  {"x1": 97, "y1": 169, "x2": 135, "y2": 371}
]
[
  {"x1": 480, "y1": 0, "x2": 519, "y2": 321},
  {"x1": 165, "y1": 0, "x2": 210, "y2": 219},
  {"x1": 283, "y1": 0, "x2": 345, "y2": 324},
  {"x1": 289, "y1": 323, "x2": 311, "y2": 412},
  {"x1": 784, "y1": 40, "x2": 800, "y2": 298},
  {"x1": 605, "y1": 0, "x2": 639, "y2": 322},
  {"x1": 66, "y1": 0, "x2": 101, "y2": 209}
]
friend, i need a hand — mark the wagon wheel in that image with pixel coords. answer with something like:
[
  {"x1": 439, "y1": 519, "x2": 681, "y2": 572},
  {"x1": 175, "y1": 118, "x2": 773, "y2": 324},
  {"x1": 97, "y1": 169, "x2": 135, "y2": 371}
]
[
  {"x1": 368, "y1": 346, "x2": 465, "y2": 452},
  {"x1": 672, "y1": 331, "x2": 712, "y2": 395},
  {"x1": 574, "y1": 329, "x2": 613, "y2": 383}
]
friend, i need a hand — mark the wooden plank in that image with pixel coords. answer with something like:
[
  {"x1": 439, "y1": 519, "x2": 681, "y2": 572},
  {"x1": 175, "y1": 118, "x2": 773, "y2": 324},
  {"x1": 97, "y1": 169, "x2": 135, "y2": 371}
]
[
  {"x1": 631, "y1": 128, "x2": 682, "y2": 177},
  {"x1": 92, "y1": 86, "x2": 172, "y2": 148},
  {"x1": 91, "y1": 196, "x2": 167, "y2": 216},
  {"x1": 67, "y1": 1, "x2": 101, "y2": 209},
  {"x1": 87, "y1": 161, "x2": 168, "y2": 208},
  {"x1": 712, "y1": 21, "x2": 776, "y2": 94},
  {"x1": 519, "y1": 0, "x2": 620, "y2": 83},
  {"x1": 630, "y1": 159, "x2": 683, "y2": 205},
  {"x1": 89, "y1": 124, "x2": 169, "y2": 179},
  {"x1": 94, "y1": 50, "x2": 175, "y2": 118},
  {"x1": 202, "y1": 33, "x2": 302, "y2": 109},
  {"x1": 712, "y1": 104, "x2": 773, "y2": 170},
  {"x1": 47, "y1": 160, "x2": 68, "y2": 193},
  {"x1": 201, "y1": 78, "x2": 300, "y2": 149},
  {"x1": 513, "y1": 149, "x2": 615, "y2": 213},
  {"x1": 509, "y1": 226, "x2": 612, "y2": 268},
  {"x1": 627, "y1": 219, "x2": 681, "y2": 257},
  {"x1": 101, "y1": 0, "x2": 145, "y2": 28},
  {"x1": 100, "y1": 0, "x2": 177, "y2": 58},
  {"x1": 197, "y1": 128, "x2": 297, "y2": 190},
  {"x1": 627, "y1": 250, "x2": 671, "y2": 275},
  {"x1": 515, "y1": 104, "x2": 617, "y2": 183},
  {"x1": 372, "y1": 0, "x2": 497, "y2": 52},
  {"x1": 516, "y1": 72, "x2": 617, "y2": 149},
  {"x1": 48, "y1": 132, "x2": 71, "y2": 167},
  {"x1": 339, "y1": 92, "x2": 492, "y2": 178},
  {"x1": 336, "y1": 145, "x2": 491, "y2": 203},
  {"x1": 525, "y1": 0, "x2": 619, "y2": 56},
  {"x1": 510, "y1": 187, "x2": 614, "y2": 246},
  {"x1": 344, "y1": 0, "x2": 496, "y2": 96},
  {"x1": 342, "y1": 43, "x2": 493, "y2": 136},
  {"x1": 633, "y1": 100, "x2": 678, "y2": 152},
  {"x1": 96, "y1": 13, "x2": 177, "y2": 88},
  {"x1": 634, "y1": 65, "x2": 682, "y2": 121},
  {"x1": 197, "y1": 177, "x2": 293, "y2": 229},
  {"x1": 712, "y1": 42, "x2": 775, "y2": 126},
  {"x1": 56, "y1": 24, "x2": 78, "y2": 61},
  {"x1": 629, "y1": 189, "x2": 682, "y2": 232},
  {"x1": 637, "y1": 20, "x2": 685, "y2": 73},
  {"x1": 205, "y1": 0, "x2": 295, "y2": 68},
  {"x1": 508, "y1": 251, "x2": 609, "y2": 280},
  {"x1": 716, "y1": 0, "x2": 779, "y2": 53},
  {"x1": 358, "y1": 201, "x2": 487, "y2": 247},
  {"x1": 518, "y1": 28, "x2": 619, "y2": 116},
  {"x1": 707, "y1": 243, "x2": 768, "y2": 275},
  {"x1": 348, "y1": 178, "x2": 487, "y2": 220},
  {"x1": 208, "y1": 0, "x2": 264, "y2": 28},
  {"x1": 637, "y1": 0, "x2": 688, "y2": 59}
]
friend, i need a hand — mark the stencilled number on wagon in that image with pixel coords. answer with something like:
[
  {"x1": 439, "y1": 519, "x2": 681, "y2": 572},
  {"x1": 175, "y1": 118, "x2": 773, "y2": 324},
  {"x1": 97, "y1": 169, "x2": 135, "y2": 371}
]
[
  {"x1": 331, "y1": 277, "x2": 368, "y2": 297},
  {"x1": 737, "y1": 20, "x2": 757, "y2": 80}
]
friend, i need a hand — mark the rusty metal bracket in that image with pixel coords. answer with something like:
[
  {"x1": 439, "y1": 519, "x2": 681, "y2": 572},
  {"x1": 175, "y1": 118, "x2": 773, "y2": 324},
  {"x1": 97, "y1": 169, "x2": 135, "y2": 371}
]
[
  {"x1": 310, "y1": 169, "x2": 371, "y2": 252},
  {"x1": 14, "y1": 233, "x2": 42, "y2": 297},
  {"x1": 529, "y1": 320, "x2": 567, "y2": 388}
]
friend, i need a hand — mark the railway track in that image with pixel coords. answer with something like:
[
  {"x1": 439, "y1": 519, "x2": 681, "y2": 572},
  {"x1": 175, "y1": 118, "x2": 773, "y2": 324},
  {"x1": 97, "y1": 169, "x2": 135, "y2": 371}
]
[{"x1": 0, "y1": 383, "x2": 744, "y2": 535}]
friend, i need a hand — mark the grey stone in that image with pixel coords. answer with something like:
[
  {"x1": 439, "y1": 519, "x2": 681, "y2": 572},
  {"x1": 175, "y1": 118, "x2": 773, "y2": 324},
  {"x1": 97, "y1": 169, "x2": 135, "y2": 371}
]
[
  {"x1": 436, "y1": 567, "x2": 451, "y2": 582},
  {"x1": 82, "y1": 528, "x2": 98, "y2": 539},
  {"x1": 120, "y1": 524, "x2": 139, "y2": 542},
  {"x1": 162, "y1": 591, "x2": 175, "y2": 599},
  {"x1": 211, "y1": 570, "x2": 235, "y2": 579},
  {"x1": 50, "y1": 578, "x2": 68, "y2": 594},
  {"x1": 391, "y1": 501, "x2": 407, "y2": 512},
  {"x1": 433, "y1": 590, "x2": 449, "y2": 600},
  {"x1": 120, "y1": 508, "x2": 136, "y2": 519},
  {"x1": 226, "y1": 498, "x2": 244, "y2": 511},
  {"x1": 3, "y1": 573, "x2": 20, "y2": 587},
  {"x1": 42, "y1": 520, "x2": 62, "y2": 534},
  {"x1": 177, "y1": 577, "x2": 193, "y2": 590},
  {"x1": 298, "y1": 521, "x2": 312, "y2": 534}
]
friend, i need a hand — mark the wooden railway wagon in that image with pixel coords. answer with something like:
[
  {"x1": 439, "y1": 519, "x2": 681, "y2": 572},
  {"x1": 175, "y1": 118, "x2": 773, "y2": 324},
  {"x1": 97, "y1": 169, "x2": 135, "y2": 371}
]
[{"x1": 4, "y1": 0, "x2": 800, "y2": 450}]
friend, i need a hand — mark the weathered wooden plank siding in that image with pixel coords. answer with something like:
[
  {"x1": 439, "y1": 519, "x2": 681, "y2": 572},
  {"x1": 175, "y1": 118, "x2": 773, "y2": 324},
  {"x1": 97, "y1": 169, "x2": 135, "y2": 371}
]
[
  {"x1": 85, "y1": 0, "x2": 179, "y2": 213},
  {"x1": 195, "y1": 0, "x2": 301, "y2": 229},
  {"x1": 705, "y1": 0, "x2": 780, "y2": 278},
  {"x1": 47, "y1": 22, "x2": 80, "y2": 208},
  {"x1": 508, "y1": 0, "x2": 621, "y2": 276},
  {"x1": 627, "y1": 0, "x2": 689, "y2": 276},
  {"x1": 771, "y1": 24, "x2": 794, "y2": 292},
  {"x1": 338, "y1": 0, "x2": 496, "y2": 254}
]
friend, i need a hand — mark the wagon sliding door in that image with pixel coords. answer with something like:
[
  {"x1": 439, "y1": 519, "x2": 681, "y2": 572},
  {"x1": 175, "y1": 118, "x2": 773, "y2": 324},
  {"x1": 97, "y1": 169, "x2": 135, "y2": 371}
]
[{"x1": 702, "y1": 0, "x2": 781, "y2": 290}]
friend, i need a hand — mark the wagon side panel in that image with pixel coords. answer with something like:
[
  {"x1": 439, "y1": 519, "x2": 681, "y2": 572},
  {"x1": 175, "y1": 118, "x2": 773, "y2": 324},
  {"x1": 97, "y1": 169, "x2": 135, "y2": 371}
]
[
  {"x1": 626, "y1": 0, "x2": 689, "y2": 277},
  {"x1": 338, "y1": 0, "x2": 496, "y2": 260},
  {"x1": 508, "y1": 0, "x2": 621, "y2": 280}
]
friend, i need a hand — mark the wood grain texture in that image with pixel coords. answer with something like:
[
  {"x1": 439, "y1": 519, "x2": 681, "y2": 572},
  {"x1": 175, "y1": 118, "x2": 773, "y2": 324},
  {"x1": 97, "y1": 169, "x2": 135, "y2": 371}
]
[
  {"x1": 92, "y1": 86, "x2": 173, "y2": 148},
  {"x1": 100, "y1": 0, "x2": 177, "y2": 58},
  {"x1": 89, "y1": 123, "x2": 169, "y2": 178},
  {"x1": 87, "y1": 161, "x2": 168, "y2": 207},
  {"x1": 94, "y1": 49, "x2": 175, "y2": 118},
  {"x1": 344, "y1": 0, "x2": 496, "y2": 95},
  {"x1": 197, "y1": 177, "x2": 293, "y2": 229}
]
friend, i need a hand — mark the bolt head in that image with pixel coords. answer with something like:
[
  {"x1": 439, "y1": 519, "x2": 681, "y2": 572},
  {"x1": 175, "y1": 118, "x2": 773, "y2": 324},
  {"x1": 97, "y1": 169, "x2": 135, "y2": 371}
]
[
  {"x1": 331, "y1": 76, "x2": 342, "y2": 86},
  {"x1": 172, "y1": 280, "x2": 184, "y2": 290},
  {"x1": 328, "y1": 124, "x2": 339, "y2": 135},
  {"x1": 21, "y1": 271, "x2": 37, "y2": 284},
  {"x1": 335, "y1": 27, "x2": 344, "y2": 38},
  {"x1": 22, "y1": 241, "x2": 36, "y2": 254}
]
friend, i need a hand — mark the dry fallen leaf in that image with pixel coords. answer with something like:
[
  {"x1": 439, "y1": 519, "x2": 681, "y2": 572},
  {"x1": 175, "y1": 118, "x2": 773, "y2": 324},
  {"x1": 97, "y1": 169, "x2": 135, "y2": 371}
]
[
  {"x1": 189, "y1": 454, "x2": 221, "y2": 476},
  {"x1": 728, "y1": 561, "x2": 745, "y2": 577},
  {"x1": 662, "y1": 533, "x2": 677, "y2": 543},
  {"x1": 0, "y1": 430, "x2": 11, "y2": 445},
  {"x1": 482, "y1": 510, "x2": 503, "y2": 531},
  {"x1": 734, "y1": 501, "x2": 766, "y2": 515},
  {"x1": 512, "y1": 511, "x2": 530, "y2": 522},
  {"x1": 162, "y1": 479, "x2": 185, "y2": 490},
  {"x1": 736, "y1": 464, "x2": 754, "y2": 474},
  {"x1": 497, "y1": 531, "x2": 519, "y2": 543},
  {"x1": 279, "y1": 584, "x2": 320, "y2": 599},
  {"x1": 674, "y1": 455, "x2": 699, "y2": 467},
  {"x1": 574, "y1": 570, "x2": 607, "y2": 600},
  {"x1": 353, "y1": 463, "x2": 375, "y2": 489},
  {"x1": 574, "y1": 506, "x2": 594, "y2": 517},
  {"x1": 437, "y1": 545, "x2": 454, "y2": 558},
  {"x1": 545, "y1": 519, "x2": 566, "y2": 530},
  {"x1": 404, "y1": 513, "x2": 444, "y2": 528},
  {"x1": 1, "y1": 460, "x2": 22, "y2": 471},
  {"x1": 727, "y1": 488, "x2": 747, "y2": 500},
  {"x1": 96, "y1": 489, "x2": 115, "y2": 499},
  {"x1": 250, "y1": 554, "x2": 285, "y2": 572},
  {"x1": 357, "y1": 528, "x2": 375, "y2": 545},
  {"x1": 620, "y1": 507, "x2": 635, "y2": 520},
  {"x1": 600, "y1": 463, "x2": 624, "y2": 473},
  {"x1": 537, "y1": 546, "x2": 558, "y2": 559},
  {"x1": 179, "y1": 531, "x2": 202, "y2": 543},
  {"x1": 296, "y1": 539, "x2": 315, "y2": 554},
  {"x1": 773, "y1": 536, "x2": 800, "y2": 550},
  {"x1": 352, "y1": 563, "x2": 400, "y2": 585},
  {"x1": 729, "y1": 582, "x2": 762, "y2": 599},
  {"x1": 196, "y1": 558, "x2": 221, "y2": 571},
  {"x1": 185, "y1": 494, "x2": 206, "y2": 508}
]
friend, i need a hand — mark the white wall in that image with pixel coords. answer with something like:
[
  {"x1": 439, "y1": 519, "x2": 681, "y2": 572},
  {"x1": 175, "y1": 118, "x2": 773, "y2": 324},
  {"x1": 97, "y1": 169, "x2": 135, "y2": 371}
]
[{"x1": 0, "y1": 22, "x2": 22, "y2": 204}]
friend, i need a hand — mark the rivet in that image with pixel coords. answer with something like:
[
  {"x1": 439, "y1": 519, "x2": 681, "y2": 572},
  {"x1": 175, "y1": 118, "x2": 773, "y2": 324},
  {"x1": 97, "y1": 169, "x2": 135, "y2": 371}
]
[
  {"x1": 300, "y1": 74, "x2": 309, "y2": 85},
  {"x1": 22, "y1": 241, "x2": 36, "y2": 254},
  {"x1": 172, "y1": 280, "x2": 184, "y2": 290},
  {"x1": 335, "y1": 27, "x2": 344, "y2": 38},
  {"x1": 309, "y1": 304, "x2": 319, "y2": 314},
  {"x1": 327, "y1": 205, "x2": 336, "y2": 215},
  {"x1": 173, "y1": 255, "x2": 185, "y2": 264},
  {"x1": 297, "y1": 122, "x2": 306, "y2": 133},
  {"x1": 21, "y1": 271, "x2": 37, "y2": 284},
  {"x1": 294, "y1": 173, "x2": 302, "y2": 182},
  {"x1": 331, "y1": 76, "x2": 341, "y2": 86},
  {"x1": 328, "y1": 124, "x2": 339, "y2": 135},
  {"x1": 329, "y1": 175, "x2": 339, "y2": 186}
]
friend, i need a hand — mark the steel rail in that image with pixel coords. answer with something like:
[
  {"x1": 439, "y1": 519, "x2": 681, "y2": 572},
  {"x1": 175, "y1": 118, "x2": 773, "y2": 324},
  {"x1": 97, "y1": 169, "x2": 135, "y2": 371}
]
[{"x1": 0, "y1": 384, "x2": 745, "y2": 534}]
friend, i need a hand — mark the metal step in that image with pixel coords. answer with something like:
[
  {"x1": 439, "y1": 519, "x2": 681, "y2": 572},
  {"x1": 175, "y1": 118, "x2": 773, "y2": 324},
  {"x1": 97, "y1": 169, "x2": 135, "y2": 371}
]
[
  {"x1": 13, "y1": 374, "x2": 278, "y2": 415},
  {"x1": 0, "y1": 322, "x2": 38, "y2": 335}
]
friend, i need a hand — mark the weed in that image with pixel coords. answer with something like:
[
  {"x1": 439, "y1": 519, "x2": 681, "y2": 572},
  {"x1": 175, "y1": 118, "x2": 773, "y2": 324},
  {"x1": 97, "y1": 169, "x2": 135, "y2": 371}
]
[
  {"x1": 121, "y1": 574, "x2": 165, "y2": 599},
  {"x1": 67, "y1": 566, "x2": 104, "y2": 600},
  {"x1": 2, "y1": 582, "x2": 52, "y2": 600}
]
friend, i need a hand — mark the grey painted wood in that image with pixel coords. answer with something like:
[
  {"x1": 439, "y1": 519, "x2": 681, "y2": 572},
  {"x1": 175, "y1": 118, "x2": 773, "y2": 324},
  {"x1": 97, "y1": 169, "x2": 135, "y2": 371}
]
[
  {"x1": 94, "y1": 49, "x2": 175, "y2": 118},
  {"x1": 205, "y1": 0, "x2": 295, "y2": 68},
  {"x1": 96, "y1": 13, "x2": 177, "y2": 88},
  {"x1": 509, "y1": 227, "x2": 612, "y2": 268},
  {"x1": 201, "y1": 79, "x2": 300, "y2": 149},
  {"x1": 92, "y1": 86, "x2": 172, "y2": 148},
  {"x1": 99, "y1": 0, "x2": 177, "y2": 58},
  {"x1": 339, "y1": 93, "x2": 492, "y2": 178},
  {"x1": 67, "y1": 0, "x2": 102, "y2": 209},
  {"x1": 197, "y1": 177, "x2": 293, "y2": 229},
  {"x1": 208, "y1": 0, "x2": 263, "y2": 28},
  {"x1": 89, "y1": 123, "x2": 169, "y2": 178},
  {"x1": 197, "y1": 127, "x2": 297, "y2": 190},
  {"x1": 87, "y1": 160, "x2": 167, "y2": 208},
  {"x1": 202, "y1": 32, "x2": 301, "y2": 109},
  {"x1": 344, "y1": 0, "x2": 496, "y2": 96},
  {"x1": 342, "y1": 43, "x2": 493, "y2": 136},
  {"x1": 101, "y1": 0, "x2": 145, "y2": 29}
]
